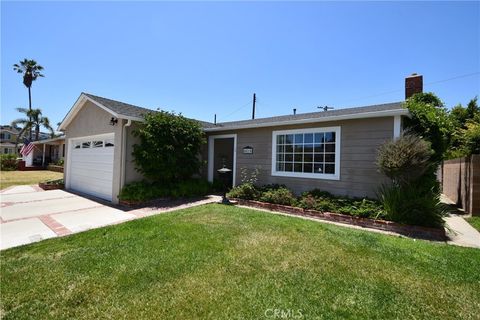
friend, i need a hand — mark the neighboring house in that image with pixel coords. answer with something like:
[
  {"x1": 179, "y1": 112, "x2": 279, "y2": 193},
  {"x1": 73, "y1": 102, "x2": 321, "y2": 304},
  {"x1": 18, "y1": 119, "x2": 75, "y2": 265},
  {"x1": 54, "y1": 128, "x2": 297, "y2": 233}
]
[
  {"x1": 0, "y1": 125, "x2": 21, "y2": 155},
  {"x1": 23, "y1": 136, "x2": 66, "y2": 167},
  {"x1": 58, "y1": 74, "x2": 422, "y2": 203}
]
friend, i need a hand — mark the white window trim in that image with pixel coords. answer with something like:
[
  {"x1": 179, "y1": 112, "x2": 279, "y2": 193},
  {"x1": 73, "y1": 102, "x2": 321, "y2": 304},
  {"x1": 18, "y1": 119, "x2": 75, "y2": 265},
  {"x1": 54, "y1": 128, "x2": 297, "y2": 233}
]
[{"x1": 271, "y1": 126, "x2": 341, "y2": 181}]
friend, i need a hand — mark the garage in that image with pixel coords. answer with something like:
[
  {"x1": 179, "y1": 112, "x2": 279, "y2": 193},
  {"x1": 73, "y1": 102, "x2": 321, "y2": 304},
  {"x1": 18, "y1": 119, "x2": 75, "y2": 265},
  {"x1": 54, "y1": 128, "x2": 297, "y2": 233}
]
[{"x1": 67, "y1": 133, "x2": 115, "y2": 201}]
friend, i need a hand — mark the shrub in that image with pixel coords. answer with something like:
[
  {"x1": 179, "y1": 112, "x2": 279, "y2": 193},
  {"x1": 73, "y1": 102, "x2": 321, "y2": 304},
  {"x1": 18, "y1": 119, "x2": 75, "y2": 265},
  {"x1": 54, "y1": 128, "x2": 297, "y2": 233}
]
[
  {"x1": 378, "y1": 183, "x2": 445, "y2": 228},
  {"x1": 0, "y1": 154, "x2": 18, "y2": 171},
  {"x1": 132, "y1": 111, "x2": 206, "y2": 184},
  {"x1": 404, "y1": 92, "x2": 453, "y2": 163},
  {"x1": 170, "y1": 179, "x2": 212, "y2": 198},
  {"x1": 119, "y1": 179, "x2": 212, "y2": 202},
  {"x1": 227, "y1": 183, "x2": 260, "y2": 200},
  {"x1": 259, "y1": 187, "x2": 296, "y2": 206},
  {"x1": 376, "y1": 134, "x2": 433, "y2": 186}
]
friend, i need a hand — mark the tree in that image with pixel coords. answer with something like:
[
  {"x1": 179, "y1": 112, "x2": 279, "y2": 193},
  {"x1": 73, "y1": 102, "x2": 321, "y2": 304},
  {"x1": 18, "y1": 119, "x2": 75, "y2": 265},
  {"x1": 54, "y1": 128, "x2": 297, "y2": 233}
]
[
  {"x1": 403, "y1": 92, "x2": 453, "y2": 163},
  {"x1": 132, "y1": 111, "x2": 206, "y2": 184},
  {"x1": 13, "y1": 59, "x2": 45, "y2": 139},
  {"x1": 11, "y1": 108, "x2": 54, "y2": 142},
  {"x1": 448, "y1": 97, "x2": 479, "y2": 158}
]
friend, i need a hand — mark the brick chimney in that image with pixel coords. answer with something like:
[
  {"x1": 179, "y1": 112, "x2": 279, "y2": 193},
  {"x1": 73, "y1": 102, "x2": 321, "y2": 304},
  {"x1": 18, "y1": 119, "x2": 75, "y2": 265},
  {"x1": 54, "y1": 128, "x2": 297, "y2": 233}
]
[{"x1": 405, "y1": 73, "x2": 423, "y2": 99}]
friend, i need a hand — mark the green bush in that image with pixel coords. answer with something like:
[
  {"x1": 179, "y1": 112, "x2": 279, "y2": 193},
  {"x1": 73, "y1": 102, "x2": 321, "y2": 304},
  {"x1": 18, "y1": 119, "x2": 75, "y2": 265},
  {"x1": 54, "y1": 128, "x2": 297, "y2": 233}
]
[
  {"x1": 376, "y1": 134, "x2": 433, "y2": 186},
  {"x1": 0, "y1": 154, "x2": 18, "y2": 171},
  {"x1": 132, "y1": 111, "x2": 206, "y2": 184},
  {"x1": 378, "y1": 183, "x2": 445, "y2": 228},
  {"x1": 119, "y1": 179, "x2": 213, "y2": 202},
  {"x1": 259, "y1": 187, "x2": 296, "y2": 206},
  {"x1": 227, "y1": 183, "x2": 261, "y2": 200}
]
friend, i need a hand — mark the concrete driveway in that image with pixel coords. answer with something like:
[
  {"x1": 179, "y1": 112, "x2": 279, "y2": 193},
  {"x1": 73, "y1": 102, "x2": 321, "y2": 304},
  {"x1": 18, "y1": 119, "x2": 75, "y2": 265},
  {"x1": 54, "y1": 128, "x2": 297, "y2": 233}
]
[
  {"x1": 0, "y1": 186, "x2": 136, "y2": 250},
  {"x1": 0, "y1": 186, "x2": 220, "y2": 250}
]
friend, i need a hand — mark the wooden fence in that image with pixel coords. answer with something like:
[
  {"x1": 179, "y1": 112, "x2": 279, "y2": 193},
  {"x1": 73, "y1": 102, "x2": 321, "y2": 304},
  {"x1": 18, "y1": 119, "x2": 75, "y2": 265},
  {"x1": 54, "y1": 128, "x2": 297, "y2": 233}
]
[{"x1": 441, "y1": 154, "x2": 479, "y2": 216}]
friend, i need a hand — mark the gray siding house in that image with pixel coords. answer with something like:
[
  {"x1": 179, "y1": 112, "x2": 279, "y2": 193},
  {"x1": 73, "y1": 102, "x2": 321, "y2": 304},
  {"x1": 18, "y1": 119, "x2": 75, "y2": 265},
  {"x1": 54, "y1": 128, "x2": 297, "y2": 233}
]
[{"x1": 59, "y1": 74, "x2": 422, "y2": 203}]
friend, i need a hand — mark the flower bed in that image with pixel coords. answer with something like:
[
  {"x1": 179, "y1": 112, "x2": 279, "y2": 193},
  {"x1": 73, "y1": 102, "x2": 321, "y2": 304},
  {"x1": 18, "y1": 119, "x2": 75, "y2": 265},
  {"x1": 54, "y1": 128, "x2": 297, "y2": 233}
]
[
  {"x1": 233, "y1": 198, "x2": 447, "y2": 241},
  {"x1": 38, "y1": 179, "x2": 64, "y2": 190},
  {"x1": 47, "y1": 164, "x2": 64, "y2": 173}
]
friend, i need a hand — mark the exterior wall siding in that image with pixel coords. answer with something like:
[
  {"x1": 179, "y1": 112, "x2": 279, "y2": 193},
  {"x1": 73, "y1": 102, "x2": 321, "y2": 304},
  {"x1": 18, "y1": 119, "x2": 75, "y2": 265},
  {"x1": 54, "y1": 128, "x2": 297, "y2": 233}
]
[
  {"x1": 207, "y1": 117, "x2": 394, "y2": 198},
  {"x1": 63, "y1": 101, "x2": 122, "y2": 203}
]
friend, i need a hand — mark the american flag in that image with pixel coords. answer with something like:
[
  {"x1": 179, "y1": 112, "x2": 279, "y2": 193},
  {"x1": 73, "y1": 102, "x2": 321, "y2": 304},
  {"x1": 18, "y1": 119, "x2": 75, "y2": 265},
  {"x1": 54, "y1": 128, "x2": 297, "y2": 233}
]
[{"x1": 20, "y1": 139, "x2": 35, "y2": 157}]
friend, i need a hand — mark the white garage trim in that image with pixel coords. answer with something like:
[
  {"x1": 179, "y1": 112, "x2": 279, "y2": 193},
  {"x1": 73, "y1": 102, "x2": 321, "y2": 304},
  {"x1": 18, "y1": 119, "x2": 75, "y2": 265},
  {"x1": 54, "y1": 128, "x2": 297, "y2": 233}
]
[{"x1": 66, "y1": 133, "x2": 115, "y2": 201}]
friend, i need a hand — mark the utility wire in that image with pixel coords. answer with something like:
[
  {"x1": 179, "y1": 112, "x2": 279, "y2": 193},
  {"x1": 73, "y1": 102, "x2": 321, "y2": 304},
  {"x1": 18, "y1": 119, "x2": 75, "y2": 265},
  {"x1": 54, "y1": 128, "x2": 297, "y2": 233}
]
[
  {"x1": 220, "y1": 100, "x2": 252, "y2": 121},
  {"x1": 338, "y1": 71, "x2": 480, "y2": 105}
]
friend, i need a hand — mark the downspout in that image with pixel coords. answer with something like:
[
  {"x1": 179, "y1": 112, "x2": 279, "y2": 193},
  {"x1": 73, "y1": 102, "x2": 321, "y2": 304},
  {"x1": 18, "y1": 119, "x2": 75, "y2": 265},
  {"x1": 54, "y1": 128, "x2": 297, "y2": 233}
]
[{"x1": 120, "y1": 119, "x2": 132, "y2": 189}]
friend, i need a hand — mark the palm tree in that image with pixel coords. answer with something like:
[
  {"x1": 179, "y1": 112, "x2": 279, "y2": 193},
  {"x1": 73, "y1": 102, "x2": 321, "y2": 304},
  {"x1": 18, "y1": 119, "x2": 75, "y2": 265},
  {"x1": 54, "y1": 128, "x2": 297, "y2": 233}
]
[
  {"x1": 13, "y1": 59, "x2": 45, "y2": 139},
  {"x1": 11, "y1": 108, "x2": 54, "y2": 142}
]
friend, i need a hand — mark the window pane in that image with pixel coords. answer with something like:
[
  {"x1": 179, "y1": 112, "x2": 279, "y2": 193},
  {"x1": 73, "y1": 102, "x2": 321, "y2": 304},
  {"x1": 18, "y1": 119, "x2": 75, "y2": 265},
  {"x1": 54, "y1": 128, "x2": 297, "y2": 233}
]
[
  {"x1": 304, "y1": 153, "x2": 313, "y2": 162},
  {"x1": 294, "y1": 134, "x2": 303, "y2": 144},
  {"x1": 325, "y1": 164, "x2": 335, "y2": 174},
  {"x1": 304, "y1": 144, "x2": 313, "y2": 153},
  {"x1": 285, "y1": 145, "x2": 293, "y2": 153},
  {"x1": 314, "y1": 153, "x2": 324, "y2": 162},
  {"x1": 285, "y1": 154, "x2": 293, "y2": 162},
  {"x1": 325, "y1": 132, "x2": 335, "y2": 142},
  {"x1": 276, "y1": 145, "x2": 284, "y2": 153},
  {"x1": 285, "y1": 163, "x2": 293, "y2": 172},
  {"x1": 277, "y1": 153, "x2": 285, "y2": 161},
  {"x1": 294, "y1": 163, "x2": 303, "y2": 172},
  {"x1": 294, "y1": 144, "x2": 303, "y2": 153},
  {"x1": 304, "y1": 133, "x2": 313, "y2": 143},
  {"x1": 294, "y1": 153, "x2": 303, "y2": 162},
  {"x1": 285, "y1": 134, "x2": 293, "y2": 144},
  {"x1": 314, "y1": 163, "x2": 324, "y2": 173},
  {"x1": 74, "y1": 143, "x2": 81, "y2": 149},
  {"x1": 82, "y1": 141, "x2": 91, "y2": 148},
  {"x1": 325, "y1": 153, "x2": 335, "y2": 162},
  {"x1": 314, "y1": 143, "x2": 324, "y2": 152},
  {"x1": 277, "y1": 135, "x2": 285, "y2": 144},
  {"x1": 276, "y1": 162, "x2": 285, "y2": 171},
  {"x1": 93, "y1": 141, "x2": 103, "y2": 148},
  {"x1": 304, "y1": 163, "x2": 313, "y2": 173},
  {"x1": 314, "y1": 133, "x2": 324, "y2": 143},
  {"x1": 105, "y1": 142, "x2": 114, "y2": 147},
  {"x1": 325, "y1": 144, "x2": 335, "y2": 152}
]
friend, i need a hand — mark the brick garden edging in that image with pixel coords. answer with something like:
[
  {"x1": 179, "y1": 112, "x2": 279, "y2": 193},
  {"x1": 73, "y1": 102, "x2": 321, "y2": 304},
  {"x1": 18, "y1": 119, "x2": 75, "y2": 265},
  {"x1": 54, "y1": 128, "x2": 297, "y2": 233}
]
[
  {"x1": 232, "y1": 198, "x2": 447, "y2": 241},
  {"x1": 38, "y1": 182, "x2": 64, "y2": 191}
]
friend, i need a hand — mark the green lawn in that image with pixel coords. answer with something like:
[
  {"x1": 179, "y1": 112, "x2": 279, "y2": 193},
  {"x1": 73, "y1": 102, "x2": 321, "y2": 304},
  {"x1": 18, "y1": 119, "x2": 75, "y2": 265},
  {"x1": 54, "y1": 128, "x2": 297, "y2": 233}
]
[
  {"x1": 466, "y1": 216, "x2": 480, "y2": 232},
  {"x1": 1, "y1": 205, "x2": 479, "y2": 319},
  {"x1": 0, "y1": 170, "x2": 63, "y2": 190}
]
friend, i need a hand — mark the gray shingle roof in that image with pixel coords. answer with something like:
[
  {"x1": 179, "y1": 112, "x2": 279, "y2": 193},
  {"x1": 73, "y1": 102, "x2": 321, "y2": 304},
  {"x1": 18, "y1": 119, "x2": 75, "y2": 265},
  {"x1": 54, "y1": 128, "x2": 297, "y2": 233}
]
[
  {"x1": 83, "y1": 92, "x2": 406, "y2": 131},
  {"x1": 83, "y1": 93, "x2": 216, "y2": 128},
  {"x1": 211, "y1": 102, "x2": 405, "y2": 130},
  {"x1": 83, "y1": 93, "x2": 155, "y2": 119}
]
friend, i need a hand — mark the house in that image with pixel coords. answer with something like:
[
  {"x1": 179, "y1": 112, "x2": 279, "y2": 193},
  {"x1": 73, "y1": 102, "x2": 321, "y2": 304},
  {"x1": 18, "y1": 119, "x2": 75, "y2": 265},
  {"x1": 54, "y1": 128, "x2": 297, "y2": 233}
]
[
  {"x1": 0, "y1": 125, "x2": 21, "y2": 154},
  {"x1": 22, "y1": 137, "x2": 66, "y2": 167},
  {"x1": 58, "y1": 74, "x2": 421, "y2": 203}
]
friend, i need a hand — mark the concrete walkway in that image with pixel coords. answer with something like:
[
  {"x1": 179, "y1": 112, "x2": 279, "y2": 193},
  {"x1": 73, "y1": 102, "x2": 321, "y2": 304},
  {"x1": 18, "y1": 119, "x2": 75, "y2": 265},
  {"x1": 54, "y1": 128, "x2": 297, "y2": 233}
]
[
  {"x1": 0, "y1": 185, "x2": 220, "y2": 250},
  {"x1": 444, "y1": 214, "x2": 480, "y2": 248}
]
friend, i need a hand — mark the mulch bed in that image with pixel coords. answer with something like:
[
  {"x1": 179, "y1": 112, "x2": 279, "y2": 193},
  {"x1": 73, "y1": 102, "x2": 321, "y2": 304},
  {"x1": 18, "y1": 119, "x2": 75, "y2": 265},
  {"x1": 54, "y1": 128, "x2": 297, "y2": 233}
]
[{"x1": 232, "y1": 198, "x2": 447, "y2": 241}]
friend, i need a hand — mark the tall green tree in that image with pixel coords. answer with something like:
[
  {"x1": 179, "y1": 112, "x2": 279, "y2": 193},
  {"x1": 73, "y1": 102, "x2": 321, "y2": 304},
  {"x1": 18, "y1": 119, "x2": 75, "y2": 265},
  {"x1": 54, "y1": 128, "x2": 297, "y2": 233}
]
[
  {"x1": 13, "y1": 59, "x2": 45, "y2": 139},
  {"x1": 403, "y1": 93, "x2": 453, "y2": 163},
  {"x1": 11, "y1": 108, "x2": 54, "y2": 142}
]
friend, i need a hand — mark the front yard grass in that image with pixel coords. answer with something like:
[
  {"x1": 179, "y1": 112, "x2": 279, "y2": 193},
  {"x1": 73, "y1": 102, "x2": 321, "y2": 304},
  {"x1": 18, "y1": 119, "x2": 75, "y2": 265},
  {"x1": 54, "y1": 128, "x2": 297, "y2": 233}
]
[
  {"x1": 0, "y1": 170, "x2": 63, "y2": 190},
  {"x1": 466, "y1": 216, "x2": 480, "y2": 232},
  {"x1": 1, "y1": 204, "x2": 479, "y2": 319}
]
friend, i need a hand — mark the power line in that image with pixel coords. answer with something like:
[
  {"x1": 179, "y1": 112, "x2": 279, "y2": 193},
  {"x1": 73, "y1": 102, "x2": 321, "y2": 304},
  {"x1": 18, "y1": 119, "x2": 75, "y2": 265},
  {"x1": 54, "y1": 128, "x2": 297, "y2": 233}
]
[
  {"x1": 220, "y1": 100, "x2": 252, "y2": 121},
  {"x1": 338, "y1": 71, "x2": 480, "y2": 105}
]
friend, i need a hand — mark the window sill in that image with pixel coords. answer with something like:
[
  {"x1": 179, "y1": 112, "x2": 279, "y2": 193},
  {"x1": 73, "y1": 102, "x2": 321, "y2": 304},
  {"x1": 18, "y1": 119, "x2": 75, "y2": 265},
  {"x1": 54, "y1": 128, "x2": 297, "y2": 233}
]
[{"x1": 271, "y1": 171, "x2": 340, "y2": 181}]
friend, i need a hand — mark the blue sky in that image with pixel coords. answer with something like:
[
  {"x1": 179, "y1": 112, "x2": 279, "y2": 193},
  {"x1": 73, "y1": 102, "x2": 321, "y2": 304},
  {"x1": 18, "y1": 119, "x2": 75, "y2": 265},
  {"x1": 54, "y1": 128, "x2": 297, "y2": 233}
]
[{"x1": 1, "y1": 1, "x2": 479, "y2": 128}]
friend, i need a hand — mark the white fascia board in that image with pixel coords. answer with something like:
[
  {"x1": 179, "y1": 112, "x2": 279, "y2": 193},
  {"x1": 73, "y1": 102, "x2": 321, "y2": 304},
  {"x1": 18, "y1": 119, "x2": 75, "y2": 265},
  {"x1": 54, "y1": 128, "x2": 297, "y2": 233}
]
[{"x1": 204, "y1": 108, "x2": 409, "y2": 132}]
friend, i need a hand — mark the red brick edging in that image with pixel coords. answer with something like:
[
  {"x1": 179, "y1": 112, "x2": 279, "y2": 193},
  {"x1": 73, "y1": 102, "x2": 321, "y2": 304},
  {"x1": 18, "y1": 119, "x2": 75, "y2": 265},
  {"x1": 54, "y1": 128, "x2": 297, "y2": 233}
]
[{"x1": 232, "y1": 198, "x2": 447, "y2": 241}]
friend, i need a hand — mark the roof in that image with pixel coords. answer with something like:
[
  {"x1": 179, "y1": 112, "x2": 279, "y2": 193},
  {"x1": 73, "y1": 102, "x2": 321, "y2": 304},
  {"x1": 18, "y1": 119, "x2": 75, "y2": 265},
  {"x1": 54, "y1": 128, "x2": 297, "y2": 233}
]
[
  {"x1": 82, "y1": 93, "x2": 155, "y2": 120},
  {"x1": 59, "y1": 93, "x2": 408, "y2": 132},
  {"x1": 32, "y1": 136, "x2": 65, "y2": 144},
  {"x1": 59, "y1": 93, "x2": 215, "y2": 130},
  {"x1": 205, "y1": 102, "x2": 408, "y2": 132}
]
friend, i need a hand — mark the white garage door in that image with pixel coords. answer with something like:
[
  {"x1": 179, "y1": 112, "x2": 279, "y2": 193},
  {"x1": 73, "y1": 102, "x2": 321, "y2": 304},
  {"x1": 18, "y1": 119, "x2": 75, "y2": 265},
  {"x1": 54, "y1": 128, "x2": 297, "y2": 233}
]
[{"x1": 68, "y1": 134, "x2": 115, "y2": 201}]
